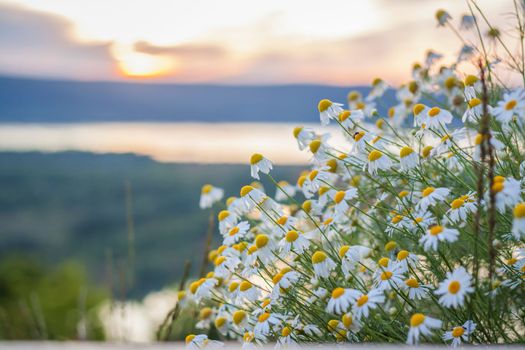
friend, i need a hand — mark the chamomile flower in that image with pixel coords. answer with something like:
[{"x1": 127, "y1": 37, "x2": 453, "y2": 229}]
[
  {"x1": 239, "y1": 185, "x2": 266, "y2": 212},
  {"x1": 276, "y1": 326, "x2": 297, "y2": 348},
  {"x1": 185, "y1": 334, "x2": 223, "y2": 349},
  {"x1": 403, "y1": 278, "x2": 431, "y2": 300},
  {"x1": 463, "y1": 75, "x2": 480, "y2": 100},
  {"x1": 492, "y1": 176, "x2": 522, "y2": 213},
  {"x1": 399, "y1": 146, "x2": 419, "y2": 170},
  {"x1": 416, "y1": 186, "x2": 450, "y2": 211},
  {"x1": 223, "y1": 221, "x2": 250, "y2": 245},
  {"x1": 511, "y1": 203, "x2": 525, "y2": 240},
  {"x1": 443, "y1": 320, "x2": 476, "y2": 347},
  {"x1": 271, "y1": 268, "x2": 300, "y2": 300},
  {"x1": 254, "y1": 234, "x2": 275, "y2": 262},
  {"x1": 254, "y1": 312, "x2": 281, "y2": 339},
  {"x1": 413, "y1": 103, "x2": 430, "y2": 127},
  {"x1": 329, "y1": 188, "x2": 358, "y2": 219},
  {"x1": 196, "y1": 307, "x2": 215, "y2": 329},
  {"x1": 309, "y1": 139, "x2": 330, "y2": 164},
  {"x1": 472, "y1": 133, "x2": 505, "y2": 162},
  {"x1": 293, "y1": 126, "x2": 316, "y2": 151},
  {"x1": 446, "y1": 195, "x2": 476, "y2": 224},
  {"x1": 311, "y1": 251, "x2": 336, "y2": 278},
  {"x1": 462, "y1": 97, "x2": 483, "y2": 122},
  {"x1": 352, "y1": 131, "x2": 373, "y2": 154},
  {"x1": 420, "y1": 225, "x2": 459, "y2": 251},
  {"x1": 395, "y1": 250, "x2": 419, "y2": 272},
  {"x1": 250, "y1": 153, "x2": 273, "y2": 180},
  {"x1": 406, "y1": 313, "x2": 442, "y2": 345},
  {"x1": 237, "y1": 281, "x2": 260, "y2": 303},
  {"x1": 435, "y1": 267, "x2": 474, "y2": 308},
  {"x1": 214, "y1": 254, "x2": 241, "y2": 278},
  {"x1": 339, "y1": 245, "x2": 372, "y2": 277},
  {"x1": 242, "y1": 332, "x2": 256, "y2": 349},
  {"x1": 200, "y1": 184, "x2": 224, "y2": 209},
  {"x1": 318, "y1": 99, "x2": 344, "y2": 125},
  {"x1": 351, "y1": 288, "x2": 385, "y2": 320},
  {"x1": 326, "y1": 287, "x2": 357, "y2": 315},
  {"x1": 492, "y1": 89, "x2": 525, "y2": 125},
  {"x1": 232, "y1": 310, "x2": 249, "y2": 329},
  {"x1": 341, "y1": 312, "x2": 362, "y2": 334},
  {"x1": 279, "y1": 230, "x2": 310, "y2": 255},
  {"x1": 195, "y1": 274, "x2": 219, "y2": 301},
  {"x1": 338, "y1": 109, "x2": 364, "y2": 129},
  {"x1": 217, "y1": 210, "x2": 238, "y2": 235},
  {"x1": 367, "y1": 78, "x2": 389, "y2": 102},
  {"x1": 374, "y1": 263, "x2": 405, "y2": 291},
  {"x1": 366, "y1": 150, "x2": 392, "y2": 175},
  {"x1": 423, "y1": 107, "x2": 453, "y2": 129}
]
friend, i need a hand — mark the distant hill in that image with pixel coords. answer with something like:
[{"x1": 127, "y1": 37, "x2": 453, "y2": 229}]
[{"x1": 0, "y1": 76, "x2": 395, "y2": 123}]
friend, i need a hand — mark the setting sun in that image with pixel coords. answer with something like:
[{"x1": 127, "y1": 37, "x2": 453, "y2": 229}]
[{"x1": 113, "y1": 45, "x2": 177, "y2": 78}]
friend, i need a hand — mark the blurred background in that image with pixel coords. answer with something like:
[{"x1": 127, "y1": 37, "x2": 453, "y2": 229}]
[{"x1": 0, "y1": 0, "x2": 512, "y2": 342}]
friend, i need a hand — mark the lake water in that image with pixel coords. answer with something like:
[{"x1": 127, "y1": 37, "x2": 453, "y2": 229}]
[{"x1": 0, "y1": 122, "x2": 347, "y2": 164}]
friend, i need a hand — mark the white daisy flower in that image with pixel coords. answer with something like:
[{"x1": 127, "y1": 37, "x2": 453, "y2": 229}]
[
  {"x1": 338, "y1": 109, "x2": 364, "y2": 129},
  {"x1": 351, "y1": 131, "x2": 373, "y2": 154},
  {"x1": 492, "y1": 176, "x2": 522, "y2": 213},
  {"x1": 423, "y1": 106, "x2": 453, "y2": 130},
  {"x1": 446, "y1": 195, "x2": 477, "y2": 224},
  {"x1": 311, "y1": 251, "x2": 336, "y2": 278},
  {"x1": 472, "y1": 133, "x2": 505, "y2": 162},
  {"x1": 435, "y1": 267, "x2": 474, "y2": 308},
  {"x1": 250, "y1": 153, "x2": 273, "y2": 180},
  {"x1": 367, "y1": 78, "x2": 389, "y2": 102},
  {"x1": 406, "y1": 313, "x2": 442, "y2": 345},
  {"x1": 254, "y1": 234, "x2": 275, "y2": 262},
  {"x1": 420, "y1": 225, "x2": 459, "y2": 251},
  {"x1": 443, "y1": 320, "x2": 476, "y2": 347},
  {"x1": 278, "y1": 230, "x2": 310, "y2": 255},
  {"x1": 366, "y1": 150, "x2": 392, "y2": 175},
  {"x1": 374, "y1": 263, "x2": 405, "y2": 291},
  {"x1": 232, "y1": 310, "x2": 249, "y2": 330},
  {"x1": 199, "y1": 184, "x2": 224, "y2": 209},
  {"x1": 399, "y1": 146, "x2": 419, "y2": 170},
  {"x1": 350, "y1": 288, "x2": 385, "y2": 320},
  {"x1": 254, "y1": 312, "x2": 281, "y2": 339},
  {"x1": 274, "y1": 215, "x2": 298, "y2": 235},
  {"x1": 237, "y1": 281, "x2": 260, "y2": 303},
  {"x1": 341, "y1": 312, "x2": 362, "y2": 334},
  {"x1": 492, "y1": 89, "x2": 525, "y2": 125},
  {"x1": 309, "y1": 139, "x2": 330, "y2": 164},
  {"x1": 239, "y1": 185, "x2": 266, "y2": 212},
  {"x1": 223, "y1": 221, "x2": 250, "y2": 245},
  {"x1": 403, "y1": 278, "x2": 431, "y2": 300},
  {"x1": 413, "y1": 103, "x2": 430, "y2": 127},
  {"x1": 463, "y1": 75, "x2": 480, "y2": 100},
  {"x1": 185, "y1": 334, "x2": 223, "y2": 349},
  {"x1": 395, "y1": 250, "x2": 419, "y2": 272},
  {"x1": 214, "y1": 254, "x2": 241, "y2": 278},
  {"x1": 217, "y1": 210, "x2": 238, "y2": 235},
  {"x1": 416, "y1": 186, "x2": 450, "y2": 211},
  {"x1": 195, "y1": 275, "x2": 219, "y2": 301},
  {"x1": 293, "y1": 126, "x2": 316, "y2": 151},
  {"x1": 462, "y1": 97, "x2": 483, "y2": 122},
  {"x1": 318, "y1": 99, "x2": 344, "y2": 125},
  {"x1": 271, "y1": 268, "x2": 300, "y2": 300},
  {"x1": 512, "y1": 203, "x2": 525, "y2": 239},
  {"x1": 276, "y1": 326, "x2": 297, "y2": 348},
  {"x1": 326, "y1": 287, "x2": 357, "y2": 315},
  {"x1": 329, "y1": 188, "x2": 358, "y2": 219}
]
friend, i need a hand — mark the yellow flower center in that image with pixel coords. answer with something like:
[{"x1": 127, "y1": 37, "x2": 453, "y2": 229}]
[
  {"x1": 218, "y1": 210, "x2": 230, "y2": 221},
  {"x1": 240, "y1": 185, "x2": 254, "y2": 197},
  {"x1": 258, "y1": 312, "x2": 270, "y2": 323},
  {"x1": 492, "y1": 182, "x2": 504, "y2": 193},
  {"x1": 229, "y1": 282, "x2": 239, "y2": 292},
  {"x1": 397, "y1": 250, "x2": 409, "y2": 261},
  {"x1": 309, "y1": 140, "x2": 321, "y2": 153},
  {"x1": 505, "y1": 99, "x2": 517, "y2": 111},
  {"x1": 429, "y1": 225, "x2": 443, "y2": 236},
  {"x1": 302, "y1": 200, "x2": 312, "y2": 213},
  {"x1": 215, "y1": 317, "x2": 227, "y2": 328},
  {"x1": 327, "y1": 319, "x2": 340, "y2": 332},
  {"x1": 452, "y1": 326, "x2": 465, "y2": 338},
  {"x1": 413, "y1": 103, "x2": 425, "y2": 116},
  {"x1": 451, "y1": 199, "x2": 465, "y2": 209},
  {"x1": 514, "y1": 203, "x2": 525, "y2": 218},
  {"x1": 468, "y1": 98, "x2": 481, "y2": 108},
  {"x1": 400, "y1": 146, "x2": 414, "y2": 158},
  {"x1": 410, "y1": 313, "x2": 425, "y2": 327},
  {"x1": 399, "y1": 190, "x2": 409, "y2": 198},
  {"x1": 285, "y1": 230, "x2": 299, "y2": 242},
  {"x1": 356, "y1": 102, "x2": 366, "y2": 110},
  {"x1": 326, "y1": 159, "x2": 338, "y2": 173},
  {"x1": 494, "y1": 175, "x2": 505, "y2": 183},
  {"x1": 338, "y1": 110, "x2": 351, "y2": 122},
  {"x1": 388, "y1": 107, "x2": 395, "y2": 118},
  {"x1": 354, "y1": 131, "x2": 365, "y2": 142},
  {"x1": 250, "y1": 153, "x2": 263, "y2": 165},
  {"x1": 428, "y1": 107, "x2": 441, "y2": 117},
  {"x1": 422, "y1": 145, "x2": 433, "y2": 158},
  {"x1": 199, "y1": 307, "x2": 213, "y2": 320},
  {"x1": 332, "y1": 287, "x2": 345, "y2": 299},
  {"x1": 405, "y1": 278, "x2": 419, "y2": 288},
  {"x1": 348, "y1": 91, "x2": 361, "y2": 101},
  {"x1": 408, "y1": 81, "x2": 418, "y2": 94},
  {"x1": 233, "y1": 310, "x2": 246, "y2": 325},
  {"x1": 376, "y1": 119, "x2": 384, "y2": 129},
  {"x1": 272, "y1": 273, "x2": 284, "y2": 284},
  {"x1": 448, "y1": 280, "x2": 461, "y2": 294},
  {"x1": 202, "y1": 184, "x2": 213, "y2": 194},
  {"x1": 185, "y1": 334, "x2": 196, "y2": 344},
  {"x1": 312, "y1": 251, "x2": 327, "y2": 264},
  {"x1": 444, "y1": 77, "x2": 457, "y2": 90},
  {"x1": 297, "y1": 175, "x2": 307, "y2": 188},
  {"x1": 214, "y1": 256, "x2": 226, "y2": 266},
  {"x1": 381, "y1": 271, "x2": 393, "y2": 280},
  {"x1": 464, "y1": 75, "x2": 478, "y2": 86},
  {"x1": 277, "y1": 215, "x2": 288, "y2": 225},
  {"x1": 339, "y1": 245, "x2": 350, "y2": 258},
  {"x1": 293, "y1": 126, "x2": 303, "y2": 138},
  {"x1": 357, "y1": 294, "x2": 369, "y2": 307},
  {"x1": 342, "y1": 314, "x2": 353, "y2": 328},
  {"x1": 319, "y1": 186, "x2": 330, "y2": 196},
  {"x1": 281, "y1": 326, "x2": 291, "y2": 337},
  {"x1": 368, "y1": 150, "x2": 383, "y2": 162},
  {"x1": 378, "y1": 257, "x2": 390, "y2": 267},
  {"x1": 422, "y1": 187, "x2": 435, "y2": 197},
  {"x1": 239, "y1": 281, "x2": 252, "y2": 292},
  {"x1": 255, "y1": 234, "x2": 269, "y2": 248},
  {"x1": 334, "y1": 191, "x2": 346, "y2": 204},
  {"x1": 318, "y1": 99, "x2": 333, "y2": 112},
  {"x1": 229, "y1": 226, "x2": 240, "y2": 236},
  {"x1": 392, "y1": 215, "x2": 403, "y2": 224},
  {"x1": 385, "y1": 241, "x2": 397, "y2": 251}
]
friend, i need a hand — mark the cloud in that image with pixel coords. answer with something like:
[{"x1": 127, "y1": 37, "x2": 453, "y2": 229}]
[
  {"x1": 133, "y1": 41, "x2": 226, "y2": 58},
  {"x1": 0, "y1": 4, "x2": 115, "y2": 80}
]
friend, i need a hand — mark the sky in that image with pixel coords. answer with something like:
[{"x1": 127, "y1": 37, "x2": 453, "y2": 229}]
[{"x1": 0, "y1": 0, "x2": 514, "y2": 85}]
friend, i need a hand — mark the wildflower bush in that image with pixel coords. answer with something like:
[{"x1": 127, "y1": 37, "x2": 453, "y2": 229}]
[{"x1": 181, "y1": 2, "x2": 525, "y2": 348}]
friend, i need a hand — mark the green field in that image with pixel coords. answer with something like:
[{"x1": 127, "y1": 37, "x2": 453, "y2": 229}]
[{"x1": 0, "y1": 151, "x2": 303, "y2": 298}]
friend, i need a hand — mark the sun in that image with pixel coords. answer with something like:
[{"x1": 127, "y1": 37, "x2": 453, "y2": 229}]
[{"x1": 115, "y1": 50, "x2": 177, "y2": 78}]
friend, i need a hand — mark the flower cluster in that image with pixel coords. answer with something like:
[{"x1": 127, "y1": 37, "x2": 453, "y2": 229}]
[{"x1": 186, "y1": 4, "x2": 525, "y2": 348}]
